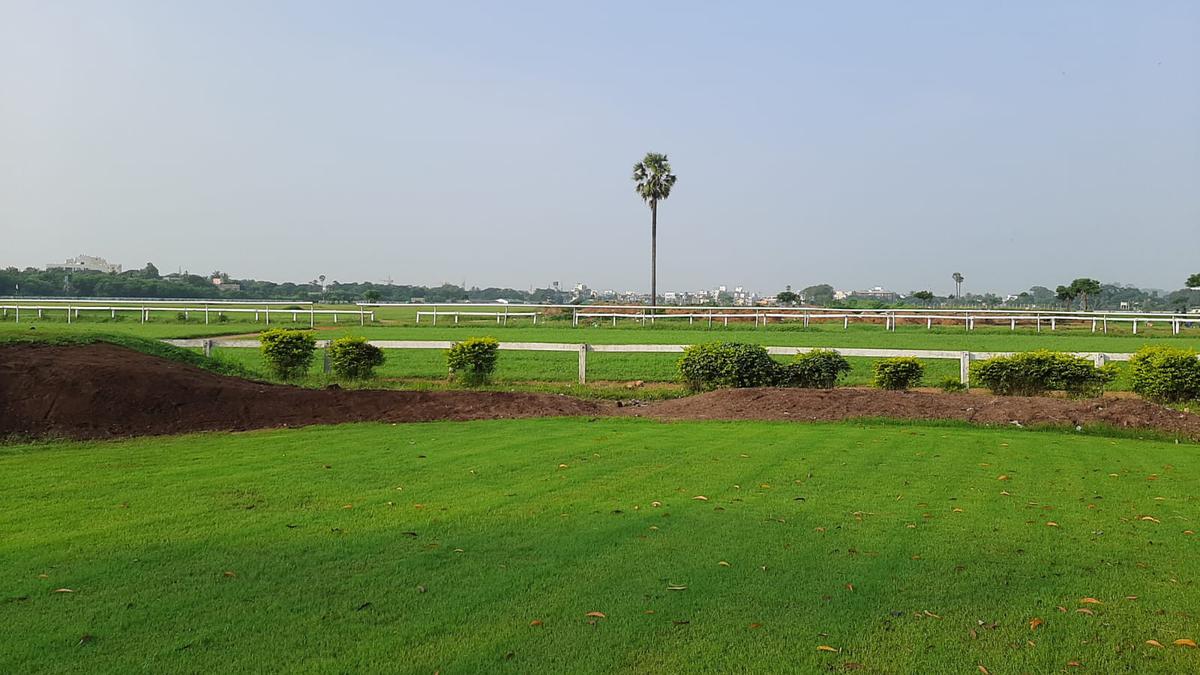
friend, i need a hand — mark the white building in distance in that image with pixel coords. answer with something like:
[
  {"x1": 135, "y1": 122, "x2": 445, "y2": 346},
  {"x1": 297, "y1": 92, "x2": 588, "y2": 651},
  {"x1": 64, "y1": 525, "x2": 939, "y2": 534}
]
[{"x1": 46, "y1": 254, "x2": 122, "y2": 274}]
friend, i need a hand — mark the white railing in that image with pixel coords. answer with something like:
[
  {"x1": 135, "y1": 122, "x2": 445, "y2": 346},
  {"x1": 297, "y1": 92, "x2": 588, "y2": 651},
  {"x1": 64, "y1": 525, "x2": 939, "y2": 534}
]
[
  {"x1": 1, "y1": 304, "x2": 374, "y2": 326},
  {"x1": 415, "y1": 310, "x2": 540, "y2": 325},
  {"x1": 357, "y1": 302, "x2": 1196, "y2": 335},
  {"x1": 164, "y1": 338, "x2": 1146, "y2": 388}
]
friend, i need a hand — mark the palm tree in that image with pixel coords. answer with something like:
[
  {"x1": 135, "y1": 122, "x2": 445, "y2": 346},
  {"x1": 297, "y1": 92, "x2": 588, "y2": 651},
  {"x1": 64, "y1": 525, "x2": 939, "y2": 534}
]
[
  {"x1": 633, "y1": 152, "x2": 677, "y2": 311},
  {"x1": 951, "y1": 272, "x2": 964, "y2": 300}
]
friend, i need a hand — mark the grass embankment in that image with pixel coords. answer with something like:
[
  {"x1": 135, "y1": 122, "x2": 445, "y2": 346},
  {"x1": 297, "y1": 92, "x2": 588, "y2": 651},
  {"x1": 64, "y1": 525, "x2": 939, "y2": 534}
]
[
  {"x1": 2, "y1": 419, "x2": 1198, "y2": 673},
  {"x1": 0, "y1": 331, "x2": 257, "y2": 380}
]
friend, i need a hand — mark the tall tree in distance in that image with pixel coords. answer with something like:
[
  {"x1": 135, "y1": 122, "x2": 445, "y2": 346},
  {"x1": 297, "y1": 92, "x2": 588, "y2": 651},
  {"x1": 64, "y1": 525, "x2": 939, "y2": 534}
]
[
  {"x1": 951, "y1": 272, "x2": 964, "y2": 300},
  {"x1": 1055, "y1": 285, "x2": 1076, "y2": 310},
  {"x1": 1068, "y1": 278, "x2": 1101, "y2": 311},
  {"x1": 1187, "y1": 273, "x2": 1200, "y2": 289},
  {"x1": 633, "y1": 152, "x2": 677, "y2": 311}
]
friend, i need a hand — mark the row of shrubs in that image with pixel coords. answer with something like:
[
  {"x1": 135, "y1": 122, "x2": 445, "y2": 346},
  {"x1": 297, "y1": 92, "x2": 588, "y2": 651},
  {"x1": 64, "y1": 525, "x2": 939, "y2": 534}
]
[
  {"x1": 677, "y1": 341, "x2": 1200, "y2": 402},
  {"x1": 258, "y1": 329, "x2": 498, "y2": 385},
  {"x1": 678, "y1": 343, "x2": 927, "y2": 391},
  {"x1": 256, "y1": 329, "x2": 1200, "y2": 402}
]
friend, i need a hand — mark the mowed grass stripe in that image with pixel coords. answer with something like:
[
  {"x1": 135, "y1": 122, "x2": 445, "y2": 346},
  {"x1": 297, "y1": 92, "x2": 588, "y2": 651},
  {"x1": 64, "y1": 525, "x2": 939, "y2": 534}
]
[{"x1": 2, "y1": 419, "x2": 1198, "y2": 672}]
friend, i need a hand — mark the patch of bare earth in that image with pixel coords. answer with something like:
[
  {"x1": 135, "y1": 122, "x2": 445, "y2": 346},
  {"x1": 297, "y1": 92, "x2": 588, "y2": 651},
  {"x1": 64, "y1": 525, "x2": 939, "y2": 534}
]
[
  {"x1": 633, "y1": 387, "x2": 1200, "y2": 439},
  {"x1": 4, "y1": 343, "x2": 1199, "y2": 441}
]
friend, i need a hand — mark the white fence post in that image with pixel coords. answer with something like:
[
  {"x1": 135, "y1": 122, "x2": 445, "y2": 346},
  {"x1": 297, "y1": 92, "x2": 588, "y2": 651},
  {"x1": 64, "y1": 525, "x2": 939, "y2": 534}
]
[
  {"x1": 577, "y1": 344, "x2": 588, "y2": 384},
  {"x1": 960, "y1": 352, "x2": 971, "y2": 388}
]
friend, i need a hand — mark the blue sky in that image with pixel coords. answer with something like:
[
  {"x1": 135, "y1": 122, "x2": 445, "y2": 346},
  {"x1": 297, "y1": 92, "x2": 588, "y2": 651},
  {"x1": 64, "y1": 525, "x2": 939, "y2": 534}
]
[{"x1": 1, "y1": 1, "x2": 1197, "y2": 294}]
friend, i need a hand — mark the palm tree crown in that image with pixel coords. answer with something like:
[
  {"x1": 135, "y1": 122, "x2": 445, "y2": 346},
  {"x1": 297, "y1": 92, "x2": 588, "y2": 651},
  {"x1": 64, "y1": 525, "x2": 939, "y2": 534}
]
[{"x1": 633, "y1": 153, "x2": 676, "y2": 205}]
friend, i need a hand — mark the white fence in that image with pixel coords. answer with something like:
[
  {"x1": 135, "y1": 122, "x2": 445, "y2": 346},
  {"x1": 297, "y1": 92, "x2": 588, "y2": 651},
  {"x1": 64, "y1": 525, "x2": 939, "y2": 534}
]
[
  {"x1": 164, "y1": 338, "x2": 1143, "y2": 388},
  {"x1": 359, "y1": 302, "x2": 1197, "y2": 335},
  {"x1": 1, "y1": 303, "x2": 375, "y2": 326},
  {"x1": 416, "y1": 309, "x2": 540, "y2": 325}
]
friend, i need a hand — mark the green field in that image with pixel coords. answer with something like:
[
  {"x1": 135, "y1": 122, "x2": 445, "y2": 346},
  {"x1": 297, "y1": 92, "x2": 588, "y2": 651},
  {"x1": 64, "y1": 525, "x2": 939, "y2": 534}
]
[
  {"x1": 3, "y1": 419, "x2": 1198, "y2": 673},
  {"x1": 7, "y1": 314, "x2": 1190, "y2": 394},
  {"x1": 4, "y1": 309, "x2": 1198, "y2": 351}
]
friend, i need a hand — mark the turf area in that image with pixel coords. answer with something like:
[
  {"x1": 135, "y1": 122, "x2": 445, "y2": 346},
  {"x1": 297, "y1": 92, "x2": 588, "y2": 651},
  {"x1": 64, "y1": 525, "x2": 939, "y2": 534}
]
[{"x1": 2, "y1": 419, "x2": 1198, "y2": 673}]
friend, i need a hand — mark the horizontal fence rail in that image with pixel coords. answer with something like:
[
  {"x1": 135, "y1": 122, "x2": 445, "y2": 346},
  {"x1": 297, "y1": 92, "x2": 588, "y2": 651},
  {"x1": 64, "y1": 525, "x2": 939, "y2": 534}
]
[
  {"x1": 163, "y1": 339, "x2": 1151, "y2": 387},
  {"x1": 355, "y1": 302, "x2": 1198, "y2": 335},
  {"x1": 1, "y1": 304, "x2": 375, "y2": 326}
]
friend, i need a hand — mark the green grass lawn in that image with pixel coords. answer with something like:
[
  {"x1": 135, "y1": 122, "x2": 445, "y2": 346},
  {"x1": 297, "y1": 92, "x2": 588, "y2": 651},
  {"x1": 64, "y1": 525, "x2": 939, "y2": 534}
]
[
  {"x1": 2, "y1": 419, "x2": 1198, "y2": 673},
  {"x1": 5, "y1": 312, "x2": 1200, "y2": 352}
]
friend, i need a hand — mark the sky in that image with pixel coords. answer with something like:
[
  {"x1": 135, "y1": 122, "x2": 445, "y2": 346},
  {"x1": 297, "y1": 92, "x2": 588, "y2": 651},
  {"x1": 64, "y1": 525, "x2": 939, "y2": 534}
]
[{"x1": 1, "y1": 1, "x2": 1197, "y2": 296}]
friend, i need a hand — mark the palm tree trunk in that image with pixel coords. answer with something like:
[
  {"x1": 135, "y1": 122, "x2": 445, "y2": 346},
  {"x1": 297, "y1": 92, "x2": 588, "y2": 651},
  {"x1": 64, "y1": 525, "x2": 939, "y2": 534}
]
[{"x1": 650, "y1": 200, "x2": 657, "y2": 312}]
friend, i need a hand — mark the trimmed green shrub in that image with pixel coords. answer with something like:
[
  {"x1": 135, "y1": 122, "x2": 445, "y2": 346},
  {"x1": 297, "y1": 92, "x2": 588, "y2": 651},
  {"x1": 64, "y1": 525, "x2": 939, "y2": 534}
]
[
  {"x1": 972, "y1": 350, "x2": 1116, "y2": 398},
  {"x1": 678, "y1": 342, "x2": 779, "y2": 391},
  {"x1": 328, "y1": 336, "x2": 385, "y2": 379},
  {"x1": 777, "y1": 349, "x2": 851, "y2": 389},
  {"x1": 446, "y1": 337, "x2": 500, "y2": 385},
  {"x1": 873, "y1": 358, "x2": 924, "y2": 391},
  {"x1": 1129, "y1": 346, "x2": 1200, "y2": 404},
  {"x1": 259, "y1": 328, "x2": 316, "y2": 379},
  {"x1": 939, "y1": 377, "x2": 967, "y2": 394}
]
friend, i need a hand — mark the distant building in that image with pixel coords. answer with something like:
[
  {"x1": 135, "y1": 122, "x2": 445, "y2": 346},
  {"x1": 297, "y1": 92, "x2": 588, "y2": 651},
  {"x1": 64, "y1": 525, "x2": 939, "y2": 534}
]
[
  {"x1": 849, "y1": 286, "x2": 900, "y2": 302},
  {"x1": 46, "y1": 254, "x2": 121, "y2": 274}
]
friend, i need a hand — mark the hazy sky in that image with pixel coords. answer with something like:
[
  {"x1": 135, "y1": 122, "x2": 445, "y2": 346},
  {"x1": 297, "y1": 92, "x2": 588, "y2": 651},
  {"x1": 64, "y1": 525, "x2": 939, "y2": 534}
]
[{"x1": 2, "y1": 1, "x2": 1197, "y2": 295}]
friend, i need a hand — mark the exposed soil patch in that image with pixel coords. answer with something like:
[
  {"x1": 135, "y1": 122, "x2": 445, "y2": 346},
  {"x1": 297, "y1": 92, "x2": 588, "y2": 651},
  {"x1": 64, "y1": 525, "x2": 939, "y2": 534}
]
[
  {"x1": 0, "y1": 343, "x2": 606, "y2": 440},
  {"x1": 3, "y1": 343, "x2": 1199, "y2": 441},
  {"x1": 638, "y1": 387, "x2": 1200, "y2": 439}
]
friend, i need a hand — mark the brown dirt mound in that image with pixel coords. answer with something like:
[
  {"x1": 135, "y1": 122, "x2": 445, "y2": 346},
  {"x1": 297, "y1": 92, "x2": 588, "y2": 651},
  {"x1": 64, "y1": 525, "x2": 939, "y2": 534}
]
[
  {"x1": 637, "y1": 387, "x2": 1200, "y2": 439},
  {"x1": 4, "y1": 343, "x2": 1199, "y2": 442},
  {"x1": 0, "y1": 343, "x2": 607, "y2": 440}
]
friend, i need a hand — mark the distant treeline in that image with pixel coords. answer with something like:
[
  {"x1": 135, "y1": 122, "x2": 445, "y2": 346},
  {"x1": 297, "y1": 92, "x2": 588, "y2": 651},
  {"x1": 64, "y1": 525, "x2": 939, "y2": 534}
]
[
  {"x1": 1, "y1": 264, "x2": 1196, "y2": 311},
  {"x1": 0, "y1": 265, "x2": 569, "y2": 304}
]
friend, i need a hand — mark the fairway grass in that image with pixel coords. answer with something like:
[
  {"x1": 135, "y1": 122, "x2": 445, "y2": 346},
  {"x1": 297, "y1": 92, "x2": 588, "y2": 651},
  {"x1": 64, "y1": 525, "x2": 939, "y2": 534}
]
[{"x1": 3, "y1": 420, "x2": 1198, "y2": 673}]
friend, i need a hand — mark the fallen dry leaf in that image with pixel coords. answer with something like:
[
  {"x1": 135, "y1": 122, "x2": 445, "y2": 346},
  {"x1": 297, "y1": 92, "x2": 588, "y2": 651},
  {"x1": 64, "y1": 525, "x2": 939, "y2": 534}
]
[
  {"x1": 997, "y1": 475, "x2": 1010, "y2": 481},
  {"x1": 667, "y1": 585, "x2": 687, "y2": 591},
  {"x1": 692, "y1": 495, "x2": 709, "y2": 501},
  {"x1": 52, "y1": 588, "x2": 74, "y2": 593},
  {"x1": 529, "y1": 620, "x2": 543, "y2": 627},
  {"x1": 1076, "y1": 608, "x2": 1094, "y2": 616},
  {"x1": 1139, "y1": 516, "x2": 1161, "y2": 523},
  {"x1": 718, "y1": 561, "x2": 731, "y2": 567},
  {"x1": 1146, "y1": 640, "x2": 1164, "y2": 648},
  {"x1": 223, "y1": 571, "x2": 236, "y2": 578},
  {"x1": 1046, "y1": 522, "x2": 1059, "y2": 527},
  {"x1": 585, "y1": 612, "x2": 606, "y2": 619},
  {"x1": 1080, "y1": 597, "x2": 1102, "y2": 605},
  {"x1": 978, "y1": 665, "x2": 991, "y2": 675},
  {"x1": 749, "y1": 622, "x2": 762, "y2": 629},
  {"x1": 1029, "y1": 617, "x2": 1043, "y2": 630},
  {"x1": 1185, "y1": 530, "x2": 1195, "y2": 536},
  {"x1": 845, "y1": 583, "x2": 855, "y2": 592},
  {"x1": 1067, "y1": 661, "x2": 1082, "y2": 668},
  {"x1": 923, "y1": 610, "x2": 942, "y2": 619},
  {"x1": 1174, "y1": 638, "x2": 1198, "y2": 648},
  {"x1": 651, "y1": 501, "x2": 662, "y2": 507},
  {"x1": 1056, "y1": 606, "x2": 1068, "y2": 612},
  {"x1": 816, "y1": 645, "x2": 840, "y2": 653},
  {"x1": 1000, "y1": 491, "x2": 1011, "y2": 496}
]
